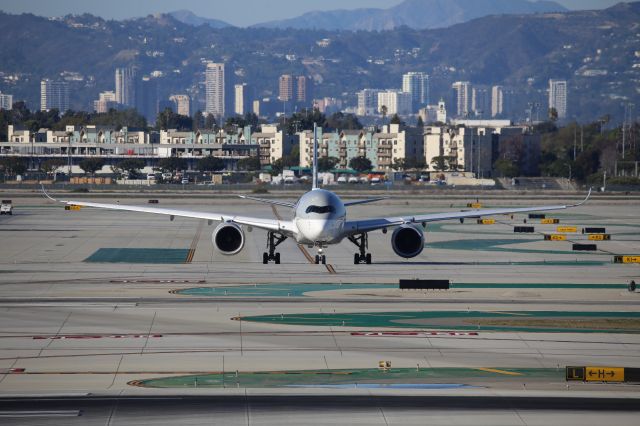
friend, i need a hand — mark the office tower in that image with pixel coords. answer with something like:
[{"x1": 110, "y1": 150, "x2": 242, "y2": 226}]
[
  {"x1": 0, "y1": 92, "x2": 13, "y2": 110},
  {"x1": 115, "y1": 67, "x2": 136, "y2": 107},
  {"x1": 548, "y1": 79, "x2": 567, "y2": 119},
  {"x1": 491, "y1": 86, "x2": 504, "y2": 117},
  {"x1": 93, "y1": 91, "x2": 117, "y2": 113},
  {"x1": 278, "y1": 74, "x2": 293, "y2": 102},
  {"x1": 40, "y1": 79, "x2": 70, "y2": 112},
  {"x1": 377, "y1": 90, "x2": 412, "y2": 116},
  {"x1": 296, "y1": 76, "x2": 307, "y2": 103},
  {"x1": 451, "y1": 81, "x2": 471, "y2": 117},
  {"x1": 436, "y1": 98, "x2": 447, "y2": 123},
  {"x1": 136, "y1": 77, "x2": 158, "y2": 123},
  {"x1": 205, "y1": 63, "x2": 225, "y2": 117},
  {"x1": 234, "y1": 84, "x2": 248, "y2": 115},
  {"x1": 169, "y1": 94, "x2": 191, "y2": 116},
  {"x1": 357, "y1": 89, "x2": 380, "y2": 116},
  {"x1": 471, "y1": 86, "x2": 489, "y2": 117},
  {"x1": 402, "y1": 72, "x2": 429, "y2": 111}
]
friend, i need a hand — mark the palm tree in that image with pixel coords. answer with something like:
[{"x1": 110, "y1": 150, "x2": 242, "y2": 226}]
[{"x1": 380, "y1": 105, "x2": 388, "y2": 125}]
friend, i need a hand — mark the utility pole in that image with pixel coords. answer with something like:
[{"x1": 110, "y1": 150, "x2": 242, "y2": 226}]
[{"x1": 573, "y1": 124, "x2": 577, "y2": 161}]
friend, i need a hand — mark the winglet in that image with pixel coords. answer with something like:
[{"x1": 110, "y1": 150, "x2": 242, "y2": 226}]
[
  {"x1": 570, "y1": 187, "x2": 592, "y2": 207},
  {"x1": 312, "y1": 122, "x2": 319, "y2": 190},
  {"x1": 41, "y1": 184, "x2": 58, "y2": 202}
]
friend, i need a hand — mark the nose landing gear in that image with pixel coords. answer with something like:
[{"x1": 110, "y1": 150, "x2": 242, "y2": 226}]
[
  {"x1": 314, "y1": 248, "x2": 326, "y2": 264},
  {"x1": 263, "y1": 231, "x2": 287, "y2": 264},
  {"x1": 348, "y1": 233, "x2": 372, "y2": 264}
]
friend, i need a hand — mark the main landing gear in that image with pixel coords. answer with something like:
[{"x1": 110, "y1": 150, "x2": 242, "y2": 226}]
[
  {"x1": 348, "y1": 233, "x2": 372, "y2": 264},
  {"x1": 263, "y1": 231, "x2": 287, "y2": 264}
]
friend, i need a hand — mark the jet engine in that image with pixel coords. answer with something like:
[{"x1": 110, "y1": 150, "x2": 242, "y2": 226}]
[
  {"x1": 391, "y1": 225, "x2": 425, "y2": 258},
  {"x1": 212, "y1": 222, "x2": 245, "y2": 255}
]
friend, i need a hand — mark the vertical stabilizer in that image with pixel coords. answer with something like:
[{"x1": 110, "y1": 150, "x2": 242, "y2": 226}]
[{"x1": 312, "y1": 123, "x2": 319, "y2": 189}]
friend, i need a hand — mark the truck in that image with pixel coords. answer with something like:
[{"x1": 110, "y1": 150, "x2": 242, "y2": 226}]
[{"x1": 0, "y1": 200, "x2": 12, "y2": 215}]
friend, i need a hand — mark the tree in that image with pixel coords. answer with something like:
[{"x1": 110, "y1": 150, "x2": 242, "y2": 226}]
[
  {"x1": 430, "y1": 155, "x2": 451, "y2": 172},
  {"x1": 192, "y1": 110, "x2": 205, "y2": 131},
  {"x1": 197, "y1": 156, "x2": 225, "y2": 173},
  {"x1": 156, "y1": 108, "x2": 193, "y2": 131},
  {"x1": 380, "y1": 105, "x2": 388, "y2": 124},
  {"x1": 204, "y1": 113, "x2": 217, "y2": 130},
  {"x1": 113, "y1": 158, "x2": 145, "y2": 178},
  {"x1": 548, "y1": 107, "x2": 558, "y2": 122},
  {"x1": 493, "y1": 158, "x2": 520, "y2": 177},
  {"x1": 40, "y1": 159, "x2": 65, "y2": 178},
  {"x1": 416, "y1": 116, "x2": 424, "y2": 129},
  {"x1": 318, "y1": 156, "x2": 338, "y2": 172},
  {"x1": 78, "y1": 158, "x2": 105, "y2": 176},
  {"x1": 326, "y1": 112, "x2": 362, "y2": 131},
  {"x1": 0, "y1": 157, "x2": 27, "y2": 177},
  {"x1": 237, "y1": 156, "x2": 262, "y2": 171},
  {"x1": 389, "y1": 113, "x2": 403, "y2": 125},
  {"x1": 392, "y1": 158, "x2": 406, "y2": 171},
  {"x1": 349, "y1": 156, "x2": 372, "y2": 172},
  {"x1": 158, "y1": 157, "x2": 187, "y2": 174}
]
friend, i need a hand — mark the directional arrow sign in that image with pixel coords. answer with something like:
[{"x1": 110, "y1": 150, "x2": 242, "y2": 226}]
[{"x1": 585, "y1": 367, "x2": 624, "y2": 382}]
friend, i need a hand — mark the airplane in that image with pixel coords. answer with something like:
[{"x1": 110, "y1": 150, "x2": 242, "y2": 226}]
[{"x1": 43, "y1": 124, "x2": 591, "y2": 265}]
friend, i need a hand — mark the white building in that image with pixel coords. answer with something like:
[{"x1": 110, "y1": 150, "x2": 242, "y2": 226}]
[
  {"x1": 93, "y1": 91, "x2": 116, "y2": 113},
  {"x1": 402, "y1": 72, "x2": 429, "y2": 111},
  {"x1": 491, "y1": 86, "x2": 504, "y2": 118},
  {"x1": 548, "y1": 79, "x2": 567, "y2": 119},
  {"x1": 251, "y1": 124, "x2": 296, "y2": 166},
  {"x1": 0, "y1": 92, "x2": 13, "y2": 110},
  {"x1": 234, "y1": 84, "x2": 249, "y2": 115},
  {"x1": 451, "y1": 81, "x2": 471, "y2": 117},
  {"x1": 424, "y1": 125, "x2": 493, "y2": 177},
  {"x1": 471, "y1": 86, "x2": 489, "y2": 117},
  {"x1": 437, "y1": 99, "x2": 447, "y2": 123},
  {"x1": 169, "y1": 94, "x2": 190, "y2": 116},
  {"x1": 40, "y1": 79, "x2": 69, "y2": 112},
  {"x1": 205, "y1": 63, "x2": 225, "y2": 117},
  {"x1": 356, "y1": 89, "x2": 380, "y2": 116},
  {"x1": 115, "y1": 67, "x2": 136, "y2": 107},
  {"x1": 378, "y1": 90, "x2": 412, "y2": 116}
]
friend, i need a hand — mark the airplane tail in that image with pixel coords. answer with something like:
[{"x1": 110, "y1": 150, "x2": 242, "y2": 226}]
[{"x1": 312, "y1": 122, "x2": 319, "y2": 190}]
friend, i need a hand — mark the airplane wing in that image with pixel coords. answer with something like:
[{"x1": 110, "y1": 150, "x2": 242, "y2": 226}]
[
  {"x1": 237, "y1": 195, "x2": 296, "y2": 208},
  {"x1": 42, "y1": 186, "x2": 297, "y2": 235},
  {"x1": 344, "y1": 189, "x2": 592, "y2": 235},
  {"x1": 343, "y1": 197, "x2": 387, "y2": 207}
]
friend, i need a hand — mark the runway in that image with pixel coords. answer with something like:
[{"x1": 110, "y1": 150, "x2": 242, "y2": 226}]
[{"x1": 0, "y1": 190, "x2": 638, "y2": 424}]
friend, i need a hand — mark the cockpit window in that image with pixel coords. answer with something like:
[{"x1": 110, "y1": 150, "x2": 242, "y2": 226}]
[{"x1": 305, "y1": 205, "x2": 335, "y2": 214}]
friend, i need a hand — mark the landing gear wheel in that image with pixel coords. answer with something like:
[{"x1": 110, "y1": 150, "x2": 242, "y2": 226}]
[
  {"x1": 315, "y1": 255, "x2": 320, "y2": 264},
  {"x1": 264, "y1": 232, "x2": 287, "y2": 264},
  {"x1": 321, "y1": 255, "x2": 326, "y2": 265},
  {"x1": 275, "y1": 252, "x2": 281, "y2": 264},
  {"x1": 365, "y1": 253, "x2": 372, "y2": 264},
  {"x1": 262, "y1": 252, "x2": 268, "y2": 264},
  {"x1": 354, "y1": 253, "x2": 360, "y2": 264}
]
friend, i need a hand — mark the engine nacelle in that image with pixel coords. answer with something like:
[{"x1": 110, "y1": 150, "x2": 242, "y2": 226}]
[
  {"x1": 391, "y1": 225, "x2": 425, "y2": 258},
  {"x1": 212, "y1": 222, "x2": 245, "y2": 255}
]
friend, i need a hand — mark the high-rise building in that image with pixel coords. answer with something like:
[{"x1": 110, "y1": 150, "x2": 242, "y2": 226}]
[
  {"x1": 471, "y1": 86, "x2": 489, "y2": 117},
  {"x1": 0, "y1": 92, "x2": 13, "y2": 110},
  {"x1": 278, "y1": 74, "x2": 294, "y2": 102},
  {"x1": 93, "y1": 91, "x2": 116, "y2": 113},
  {"x1": 205, "y1": 63, "x2": 225, "y2": 117},
  {"x1": 136, "y1": 77, "x2": 158, "y2": 124},
  {"x1": 356, "y1": 89, "x2": 380, "y2": 116},
  {"x1": 296, "y1": 76, "x2": 308, "y2": 103},
  {"x1": 234, "y1": 84, "x2": 249, "y2": 115},
  {"x1": 491, "y1": 86, "x2": 504, "y2": 118},
  {"x1": 548, "y1": 79, "x2": 567, "y2": 119},
  {"x1": 40, "y1": 79, "x2": 69, "y2": 112},
  {"x1": 377, "y1": 90, "x2": 412, "y2": 116},
  {"x1": 451, "y1": 81, "x2": 471, "y2": 117},
  {"x1": 437, "y1": 99, "x2": 447, "y2": 123},
  {"x1": 115, "y1": 67, "x2": 136, "y2": 107},
  {"x1": 169, "y1": 94, "x2": 190, "y2": 116},
  {"x1": 402, "y1": 72, "x2": 429, "y2": 111}
]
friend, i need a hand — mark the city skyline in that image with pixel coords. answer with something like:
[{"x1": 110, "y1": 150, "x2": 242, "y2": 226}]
[{"x1": 0, "y1": 0, "x2": 625, "y2": 27}]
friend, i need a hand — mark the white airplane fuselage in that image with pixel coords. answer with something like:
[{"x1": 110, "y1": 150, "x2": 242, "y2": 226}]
[{"x1": 292, "y1": 188, "x2": 346, "y2": 245}]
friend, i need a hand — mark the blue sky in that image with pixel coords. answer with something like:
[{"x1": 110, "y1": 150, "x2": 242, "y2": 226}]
[{"x1": 0, "y1": 0, "x2": 625, "y2": 26}]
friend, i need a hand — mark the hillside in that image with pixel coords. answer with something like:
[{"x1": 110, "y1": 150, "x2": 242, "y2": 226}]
[
  {"x1": 252, "y1": 0, "x2": 567, "y2": 30},
  {"x1": 0, "y1": 3, "x2": 637, "y2": 123}
]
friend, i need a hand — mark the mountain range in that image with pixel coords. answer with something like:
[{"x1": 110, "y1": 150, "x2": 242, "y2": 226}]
[
  {"x1": 250, "y1": 0, "x2": 567, "y2": 31},
  {"x1": 0, "y1": 2, "x2": 637, "y2": 123}
]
